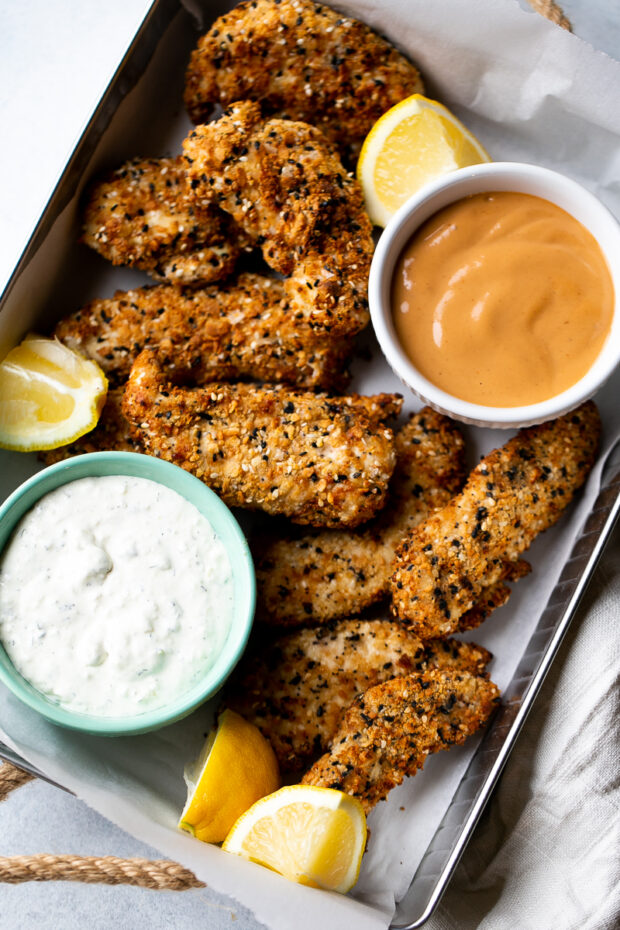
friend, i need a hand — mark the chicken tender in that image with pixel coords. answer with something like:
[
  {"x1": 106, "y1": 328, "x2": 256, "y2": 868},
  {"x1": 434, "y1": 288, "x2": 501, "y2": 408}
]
[
  {"x1": 40, "y1": 389, "x2": 141, "y2": 465},
  {"x1": 54, "y1": 274, "x2": 350, "y2": 391},
  {"x1": 227, "y1": 618, "x2": 492, "y2": 771},
  {"x1": 122, "y1": 349, "x2": 401, "y2": 527},
  {"x1": 456, "y1": 559, "x2": 531, "y2": 633},
  {"x1": 391, "y1": 402, "x2": 601, "y2": 639},
  {"x1": 82, "y1": 156, "x2": 241, "y2": 286},
  {"x1": 184, "y1": 0, "x2": 424, "y2": 163},
  {"x1": 302, "y1": 668, "x2": 500, "y2": 812},
  {"x1": 255, "y1": 408, "x2": 465, "y2": 625},
  {"x1": 183, "y1": 101, "x2": 373, "y2": 336}
]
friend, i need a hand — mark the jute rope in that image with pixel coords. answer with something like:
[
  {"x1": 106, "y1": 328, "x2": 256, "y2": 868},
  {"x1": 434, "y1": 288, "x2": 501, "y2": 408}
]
[
  {"x1": 0, "y1": 762, "x2": 203, "y2": 890},
  {"x1": 528, "y1": 0, "x2": 572, "y2": 31},
  {"x1": 0, "y1": 853, "x2": 205, "y2": 890},
  {"x1": 0, "y1": 0, "x2": 570, "y2": 890},
  {"x1": 0, "y1": 760, "x2": 33, "y2": 801}
]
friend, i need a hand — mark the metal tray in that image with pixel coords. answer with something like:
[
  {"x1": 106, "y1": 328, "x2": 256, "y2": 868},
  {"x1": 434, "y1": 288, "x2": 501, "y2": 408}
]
[
  {"x1": 1, "y1": 2, "x2": 619, "y2": 926},
  {"x1": 2, "y1": 448, "x2": 619, "y2": 927}
]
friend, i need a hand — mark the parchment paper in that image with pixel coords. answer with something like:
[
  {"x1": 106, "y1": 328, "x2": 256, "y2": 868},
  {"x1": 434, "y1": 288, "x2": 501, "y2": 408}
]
[{"x1": 1, "y1": 1, "x2": 620, "y2": 928}]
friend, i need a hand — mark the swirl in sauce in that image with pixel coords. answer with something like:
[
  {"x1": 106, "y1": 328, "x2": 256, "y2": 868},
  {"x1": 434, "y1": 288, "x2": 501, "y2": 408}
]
[{"x1": 391, "y1": 191, "x2": 614, "y2": 407}]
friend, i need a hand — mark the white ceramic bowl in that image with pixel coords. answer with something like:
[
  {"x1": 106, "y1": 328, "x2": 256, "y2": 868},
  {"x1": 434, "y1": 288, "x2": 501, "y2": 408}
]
[{"x1": 369, "y1": 162, "x2": 620, "y2": 428}]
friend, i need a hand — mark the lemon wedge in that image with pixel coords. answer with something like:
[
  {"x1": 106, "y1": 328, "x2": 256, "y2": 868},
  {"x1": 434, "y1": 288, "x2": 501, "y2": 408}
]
[
  {"x1": 222, "y1": 785, "x2": 367, "y2": 893},
  {"x1": 0, "y1": 335, "x2": 108, "y2": 451},
  {"x1": 179, "y1": 709, "x2": 280, "y2": 844},
  {"x1": 357, "y1": 93, "x2": 491, "y2": 227}
]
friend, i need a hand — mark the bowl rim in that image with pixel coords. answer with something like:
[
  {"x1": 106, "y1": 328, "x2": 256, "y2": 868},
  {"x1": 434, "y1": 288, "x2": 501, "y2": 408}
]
[
  {"x1": 0, "y1": 451, "x2": 256, "y2": 735},
  {"x1": 369, "y1": 161, "x2": 620, "y2": 428}
]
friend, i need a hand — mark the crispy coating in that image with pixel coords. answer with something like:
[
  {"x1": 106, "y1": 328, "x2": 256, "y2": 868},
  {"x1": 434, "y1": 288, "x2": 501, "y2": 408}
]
[
  {"x1": 456, "y1": 559, "x2": 531, "y2": 633},
  {"x1": 183, "y1": 103, "x2": 355, "y2": 275},
  {"x1": 227, "y1": 618, "x2": 492, "y2": 771},
  {"x1": 302, "y1": 668, "x2": 500, "y2": 811},
  {"x1": 391, "y1": 402, "x2": 601, "y2": 639},
  {"x1": 184, "y1": 0, "x2": 424, "y2": 163},
  {"x1": 122, "y1": 349, "x2": 401, "y2": 527},
  {"x1": 183, "y1": 101, "x2": 373, "y2": 336},
  {"x1": 82, "y1": 156, "x2": 241, "y2": 286},
  {"x1": 54, "y1": 274, "x2": 351, "y2": 391},
  {"x1": 255, "y1": 408, "x2": 466, "y2": 625},
  {"x1": 40, "y1": 390, "x2": 141, "y2": 465}
]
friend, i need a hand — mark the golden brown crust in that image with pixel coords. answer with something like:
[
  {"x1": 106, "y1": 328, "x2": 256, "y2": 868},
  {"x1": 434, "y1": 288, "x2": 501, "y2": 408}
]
[
  {"x1": 40, "y1": 390, "x2": 141, "y2": 465},
  {"x1": 82, "y1": 156, "x2": 241, "y2": 286},
  {"x1": 391, "y1": 403, "x2": 601, "y2": 639},
  {"x1": 122, "y1": 349, "x2": 401, "y2": 527},
  {"x1": 456, "y1": 559, "x2": 531, "y2": 633},
  {"x1": 182, "y1": 101, "x2": 373, "y2": 336},
  {"x1": 183, "y1": 0, "x2": 424, "y2": 162},
  {"x1": 302, "y1": 668, "x2": 500, "y2": 811},
  {"x1": 226, "y1": 618, "x2": 492, "y2": 771},
  {"x1": 54, "y1": 274, "x2": 351, "y2": 391},
  {"x1": 255, "y1": 408, "x2": 466, "y2": 625}
]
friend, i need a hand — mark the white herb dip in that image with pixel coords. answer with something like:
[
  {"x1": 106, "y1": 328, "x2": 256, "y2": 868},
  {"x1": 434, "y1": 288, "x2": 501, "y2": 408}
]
[{"x1": 0, "y1": 476, "x2": 234, "y2": 716}]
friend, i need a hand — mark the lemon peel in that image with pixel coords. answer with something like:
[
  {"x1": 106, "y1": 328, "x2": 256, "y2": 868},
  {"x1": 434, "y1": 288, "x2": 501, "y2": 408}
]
[
  {"x1": 0, "y1": 335, "x2": 108, "y2": 451},
  {"x1": 357, "y1": 93, "x2": 491, "y2": 227},
  {"x1": 222, "y1": 784, "x2": 367, "y2": 893},
  {"x1": 179, "y1": 709, "x2": 280, "y2": 844}
]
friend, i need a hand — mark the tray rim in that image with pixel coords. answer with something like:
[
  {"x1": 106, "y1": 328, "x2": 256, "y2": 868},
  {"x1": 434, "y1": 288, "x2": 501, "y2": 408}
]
[{"x1": 0, "y1": 0, "x2": 178, "y2": 309}]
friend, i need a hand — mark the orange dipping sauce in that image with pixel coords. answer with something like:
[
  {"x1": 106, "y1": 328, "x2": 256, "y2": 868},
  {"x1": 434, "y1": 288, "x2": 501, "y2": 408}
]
[{"x1": 391, "y1": 191, "x2": 614, "y2": 407}]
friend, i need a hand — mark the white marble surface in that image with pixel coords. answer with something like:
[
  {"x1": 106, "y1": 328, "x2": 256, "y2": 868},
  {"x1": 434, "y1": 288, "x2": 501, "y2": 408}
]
[
  {"x1": 0, "y1": 0, "x2": 155, "y2": 298},
  {"x1": 0, "y1": 1, "x2": 619, "y2": 929}
]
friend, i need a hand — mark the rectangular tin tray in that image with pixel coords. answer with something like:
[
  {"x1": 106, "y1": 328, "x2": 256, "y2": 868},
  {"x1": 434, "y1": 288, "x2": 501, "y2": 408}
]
[
  {"x1": 2, "y1": 454, "x2": 619, "y2": 927},
  {"x1": 1, "y1": 2, "x2": 619, "y2": 926}
]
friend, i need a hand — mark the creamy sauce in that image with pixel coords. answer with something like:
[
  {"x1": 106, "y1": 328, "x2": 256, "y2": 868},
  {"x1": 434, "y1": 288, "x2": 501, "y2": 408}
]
[
  {"x1": 392, "y1": 191, "x2": 614, "y2": 406},
  {"x1": 0, "y1": 476, "x2": 234, "y2": 717}
]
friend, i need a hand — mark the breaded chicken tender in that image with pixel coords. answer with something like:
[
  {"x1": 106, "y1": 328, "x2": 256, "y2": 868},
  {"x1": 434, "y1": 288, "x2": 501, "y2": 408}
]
[
  {"x1": 40, "y1": 390, "x2": 141, "y2": 465},
  {"x1": 391, "y1": 402, "x2": 601, "y2": 639},
  {"x1": 82, "y1": 156, "x2": 241, "y2": 286},
  {"x1": 457, "y1": 559, "x2": 531, "y2": 632},
  {"x1": 54, "y1": 274, "x2": 350, "y2": 391},
  {"x1": 183, "y1": 103, "x2": 354, "y2": 276},
  {"x1": 183, "y1": 101, "x2": 373, "y2": 336},
  {"x1": 122, "y1": 349, "x2": 401, "y2": 527},
  {"x1": 184, "y1": 0, "x2": 424, "y2": 163},
  {"x1": 227, "y1": 618, "x2": 492, "y2": 771},
  {"x1": 255, "y1": 408, "x2": 465, "y2": 625},
  {"x1": 302, "y1": 668, "x2": 500, "y2": 811}
]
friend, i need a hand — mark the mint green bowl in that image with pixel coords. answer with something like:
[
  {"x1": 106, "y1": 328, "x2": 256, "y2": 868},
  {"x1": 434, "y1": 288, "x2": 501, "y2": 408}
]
[{"x1": 0, "y1": 452, "x2": 255, "y2": 736}]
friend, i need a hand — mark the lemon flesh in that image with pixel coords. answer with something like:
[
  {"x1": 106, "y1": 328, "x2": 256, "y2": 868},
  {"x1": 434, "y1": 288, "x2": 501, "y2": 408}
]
[
  {"x1": 357, "y1": 93, "x2": 491, "y2": 227},
  {"x1": 223, "y1": 785, "x2": 367, "y2": 894},
  {"x1": 0, "y1": 335, "x2": 108, "y2": 451},
  {"x1": 179, "y1": 709, "x2": 280, "y2": 844}
]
